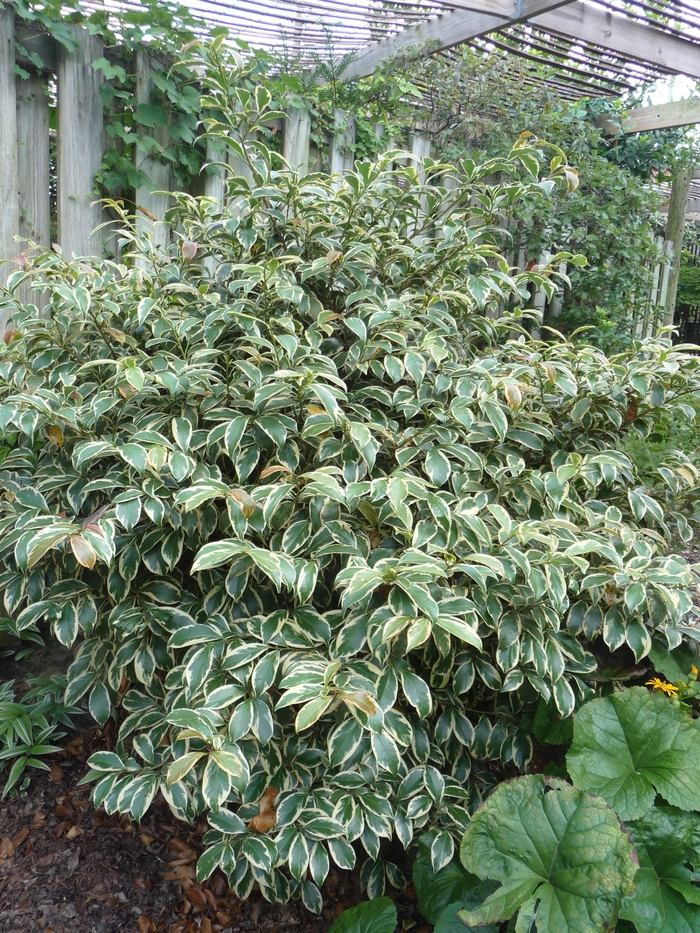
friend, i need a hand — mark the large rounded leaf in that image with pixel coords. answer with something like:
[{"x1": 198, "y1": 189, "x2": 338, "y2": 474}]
[
  {"x1": 567, "y1": 687, "x2": 700, "y2": 821},
  {"x1": 620, "y1": 806, "x2": 700, "y2": 933},
  {"x1": 412, "y1": 852, "x2": 497, "y2": 930},
  {"x1": 459, "y1": 775, "x2": 637, "y2": 932},
  {"x1": 327, "y1": 897, "x2": 397, "y2": 933}
]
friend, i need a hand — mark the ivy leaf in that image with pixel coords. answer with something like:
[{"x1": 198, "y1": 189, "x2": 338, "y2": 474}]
[
  {"x1": 567, "y1": 687, "x2": 700, "y2": 821},
  {"x1": 620, "y1": 806, "x2": 700, "y2": 933},
  {"x1": 458, "y1": 775, "x2": 636, "y2": 932}
]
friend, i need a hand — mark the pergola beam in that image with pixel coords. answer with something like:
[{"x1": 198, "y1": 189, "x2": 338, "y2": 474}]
[
  {"x1": 599, "y1": 98, "x2": 700, "y2": 136},
  {"x1": 345, "y1": 0, "x2": 700, "y2": 84},
  {"x1": 342, "y1": 0, "x2": 575, "y2": 80},
  {"x1": 532, "y1": 3, "x2": 700, "y2": 80}
]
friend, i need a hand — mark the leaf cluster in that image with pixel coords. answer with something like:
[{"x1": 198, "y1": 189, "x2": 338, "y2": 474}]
[{"x1": 456, "y1": 687, "x2": 700, "y2": 933}]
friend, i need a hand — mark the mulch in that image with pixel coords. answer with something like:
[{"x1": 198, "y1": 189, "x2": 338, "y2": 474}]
[
  {"x1": 0, "y1": 638, "x2": 416, "y2": 933},
  {"x1": 0, "y1": 727, "x2": 425, "y2": 933},
  {"x1": 0, "y1": 729, "x2": 325, "y2": 933},
  {"x1": 0, "y1": 727, "x2": 384, "y2": 933}
]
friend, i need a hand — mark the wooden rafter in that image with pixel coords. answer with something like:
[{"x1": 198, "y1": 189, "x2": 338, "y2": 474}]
[
  {"x1": 532, "y1": 2, "x2": 700, "y2": 80},
  {"x1": 344, "y1": 0, "x2": 700, "y2": 84},
  {"x1": 342, "y1": 0, "x2": 576, "y2": 80},
  {"x1": 599, "y1": 98, "x2": 700, "y2": 135}
]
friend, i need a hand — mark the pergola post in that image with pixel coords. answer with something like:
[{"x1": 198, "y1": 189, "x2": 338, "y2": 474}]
[{"x1": 664, "y1": 164, "x2": 695, "y2": 326}]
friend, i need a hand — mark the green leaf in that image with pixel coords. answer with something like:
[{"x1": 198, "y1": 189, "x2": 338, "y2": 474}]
[
  {"x1": 172, "y1": 417, "x2": 193, "y2": 452},
  {"x1": 434, "y1": 615, "x2": 482, "y2": 649},
  {"x1": 328, "y1": 897, "x2": 397, "y2": 933},
  {"x1": 433, "y1": 897, "x2": 497, "y2": 933},
  {"x1": 567, "y1": 687, "x2": 700, "y2": 821},
  {"x1": 191, "y1": 540, "x2": 247, "y2": 572},
  {"x1": 620, "y1": 806, "x2": 700, "y2": 933},
  {"x1": 87, "y1": 751, "x2": 126, "y2": 771},
  {"x1": 88, "y1": 681, "x2": 111, "y2": 726},
  {"x1": 425, "y1": 448, "x2": 451, "y2": 486},
  {"x1": 25, "y1": 524, "x2": 75, "y2": 569},
  {"x1": 459, "y1": 775, "x2": 636, "y2": 932},
  {"x1": 202, "y1": 756, "x2": 231, "y2": 809},
  {"x1": 295, "y1": 695, "x2": 332, "y2": 732},
  {"x1": 167, "y1": 752, "x2": 205, "y2": 785},
  {"x1": 119, "y1": 443, "x2": 148, "y2": 473},
  {"x1": 370, "y1": 731, "x2": 401, "y2": 776},
  {"x1": 413, "y1": 853, "x2": 483, "y2": 924}
]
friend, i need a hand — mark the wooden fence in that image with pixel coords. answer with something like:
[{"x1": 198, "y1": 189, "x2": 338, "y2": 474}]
[{"x1": 0, "y1": 8, "x2": 674, "y2": 339}]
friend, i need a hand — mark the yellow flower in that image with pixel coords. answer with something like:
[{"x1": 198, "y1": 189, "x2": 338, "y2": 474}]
[
  {"x1": 646, "y1": 677, "x2": 679, "y2": 697},
  {"x1": 691, "y1": 665, "x2": 698, "y2": 677}
]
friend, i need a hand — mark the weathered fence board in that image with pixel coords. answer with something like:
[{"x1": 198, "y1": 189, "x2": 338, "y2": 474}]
[
  {"x1": 16, "y1": 71, "x2": 50, "y2": 309},
  {"x1": 16, "y1": 73, "x2": 50, "y2": 250},
  {"x1": 330, "y1": 109, "x2": 356, "y2": 178},
  {"x1": 134, "y1": 51, "x2": 172, "y2": 258},
  {"x1": 283, "y1": 107, "x2": 311, "y2": 174},
  {"x1": 57, "y1": 24, "x2": 104, "y2": 258},
  {"x1": 0, "y1": 7, "x2": 19, "y2": 299}
]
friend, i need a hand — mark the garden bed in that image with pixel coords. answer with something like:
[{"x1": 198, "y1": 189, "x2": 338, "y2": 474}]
[{"x1": 0, "y1": 730, "x2": 354, "y2": 933}]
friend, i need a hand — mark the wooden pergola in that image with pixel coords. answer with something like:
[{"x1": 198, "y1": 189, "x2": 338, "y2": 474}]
[
  {"x1": 2, "y1": 0, "x2": 699, "y2": 323},
  {"x1": 89, "y1": 0, "x2": 700, "y2": 321}
]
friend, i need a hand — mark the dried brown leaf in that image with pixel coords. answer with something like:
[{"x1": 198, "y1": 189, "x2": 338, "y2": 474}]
[
  {"x1": 50, "y1": 763, "x2": 64, "y2": 782},
  {"x1": 0, "y1": 837, "x2": 15, "y2": 859},
  {"x1": 12, "y1": 828, "x2": 28, "y2": 848}
]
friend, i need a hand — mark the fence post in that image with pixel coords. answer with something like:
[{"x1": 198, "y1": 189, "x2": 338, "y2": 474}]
[
  {"x1": 409, "y1": 132, "x2": 431, "y2": 243},
  {"x1": 57, "y1": 25, "x2": 104, "y2": 258},
  {"x1": 664, "y1": 163, "x2": 695, "y2": 326},
  {"x1": 329, "y1": 109, "x2": 356, "y2": 180},
  {"x1": 16, "y1": 71, "x2": 50, "y2": 308},
  {"x1": 0, "y1": 6, "x2": 19, "y2": 305},
  {"x1": 283, "y1": 107, "x2": 311, "y2": 174},
  {"x1": 134, "y1": 51, "x2": 172, "y2": 257},
  {"x1": 658, "y1": 239, "x2": 675, "y2": 329}
]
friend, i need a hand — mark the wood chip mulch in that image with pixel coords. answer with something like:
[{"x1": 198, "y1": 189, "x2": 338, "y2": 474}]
[{"x1": 0, "y1": 730, "x2": 424, "y2": 933}]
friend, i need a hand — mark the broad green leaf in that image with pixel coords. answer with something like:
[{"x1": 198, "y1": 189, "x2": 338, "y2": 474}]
[
  {"x1": 567, "y1": 688, "x2": 700, "y2": 821},
  {"x1": 119, "y1": 443, "x2": 148, "y2": 473},
  {"x1": 328, "y1": 897, "x2": 397, "y2": 933},
  {"x1": 434, "y1": 614, "x2": 482, "y2": 649},
  {"x1": 25, "y1": 524, "x2": 75, "y2": 569},
  {"x1": 620, "y1": 806, "x2": 700, "y2": 933},
  {"x1": 202, "y1": 756, "x2": 231, "y2": 809},
  {"x1": 88, "y1": 681, "x2": 111, "y2": 726},
  {"x1": 412, "y1": 852, "x2": 484, "y2": 924},
  {"x1": 459, "y1": 775, "x2": 636, "y2": 932}
]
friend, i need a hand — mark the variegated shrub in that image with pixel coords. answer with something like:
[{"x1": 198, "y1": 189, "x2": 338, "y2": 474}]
[{"x1": 0, "y1": 43, "x2": 699, "y2": 911}]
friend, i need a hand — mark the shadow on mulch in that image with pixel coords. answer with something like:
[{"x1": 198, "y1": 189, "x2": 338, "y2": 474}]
[{"x1": 0, "y1": 730, "x2": 425, "y2": 933}]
